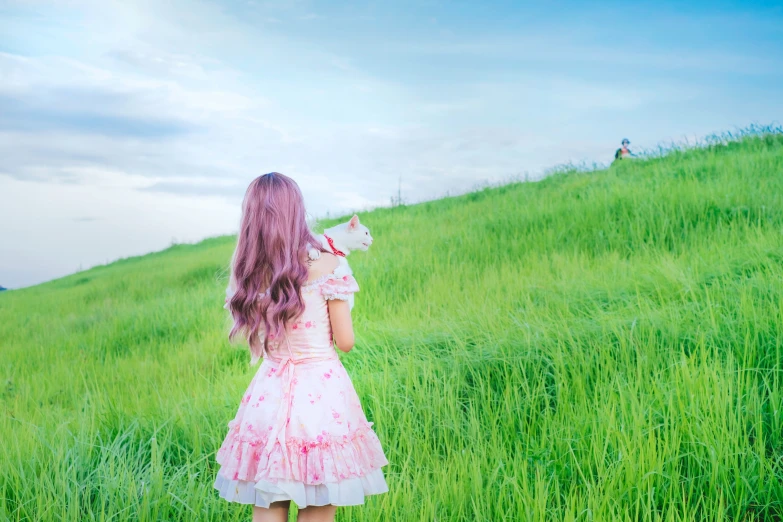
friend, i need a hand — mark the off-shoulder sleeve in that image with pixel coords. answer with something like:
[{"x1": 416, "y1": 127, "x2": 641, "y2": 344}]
[{"x1": 320, "y1": 274, "x2": 360, "y2": 301}]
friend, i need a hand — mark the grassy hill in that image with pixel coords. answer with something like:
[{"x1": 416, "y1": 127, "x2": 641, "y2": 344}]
[{"x1": 2, "y1": 132, "x2": 783, "y2": 521}]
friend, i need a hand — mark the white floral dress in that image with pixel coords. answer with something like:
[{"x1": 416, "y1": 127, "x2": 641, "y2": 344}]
[{"x1": 214, "y1": 272, "x2": 388, "y2": 508}]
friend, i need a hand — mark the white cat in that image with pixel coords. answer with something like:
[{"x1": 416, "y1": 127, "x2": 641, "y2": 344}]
[{"x1": 308, "y1": 214, "x2": 372, "y2": 309}]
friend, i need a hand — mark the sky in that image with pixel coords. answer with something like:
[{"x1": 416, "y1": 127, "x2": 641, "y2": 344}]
[{"x1": 1, "y1": 0, "x2": 782, "y2": 288}]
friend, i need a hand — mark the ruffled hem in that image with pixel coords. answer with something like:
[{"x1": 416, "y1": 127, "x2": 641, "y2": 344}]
[
  {"x1": 214, "y1": 468, "x2": 388, "y2": 508},
  {"x1": 315, "y1": 274, "x2": 359, "y2": 301},
  {"x1": 216, "y1": 423, "x2": 388, "y2": 485}
]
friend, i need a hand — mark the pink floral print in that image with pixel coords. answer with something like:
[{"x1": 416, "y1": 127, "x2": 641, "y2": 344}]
[{"x1": 215, "y1": 274, "x2": 388, "y2": 490}]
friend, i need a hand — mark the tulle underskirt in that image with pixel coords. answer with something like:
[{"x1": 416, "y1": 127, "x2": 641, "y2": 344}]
[{"x1": 213, "y1": 468, "x2": 388, "y2": 508}]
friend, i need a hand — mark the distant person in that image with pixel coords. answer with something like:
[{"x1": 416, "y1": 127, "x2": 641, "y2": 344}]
[
  {"x1": 614, "y1": 138, "x2": 634, "y2": 162},
  {"x1": 215, "y1": 173, "x2": 388, "y2": 522}
]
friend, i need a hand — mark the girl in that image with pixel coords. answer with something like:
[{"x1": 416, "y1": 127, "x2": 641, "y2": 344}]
[{"x1": 214, "y1": 173, "x2": 388, "y2": 522}]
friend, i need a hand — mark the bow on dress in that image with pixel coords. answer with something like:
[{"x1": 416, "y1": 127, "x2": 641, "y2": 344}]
[{"x1": 262, "y1": 346, "x2": 337, "y2": 469}]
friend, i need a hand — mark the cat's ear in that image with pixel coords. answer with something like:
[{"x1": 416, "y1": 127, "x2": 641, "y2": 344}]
[{"x1": 348, "y1": 214, "x2": 360, "y2": 230}]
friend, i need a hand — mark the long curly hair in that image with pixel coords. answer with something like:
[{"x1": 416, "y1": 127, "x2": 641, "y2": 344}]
[{"x1": 227, "y1": 173, "x2": 325, "y2": 360}]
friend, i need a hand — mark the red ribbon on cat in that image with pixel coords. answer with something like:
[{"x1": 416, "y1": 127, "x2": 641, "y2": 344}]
[{"x1": 324, "y1": 235, "x2": 346, "y2": 257}]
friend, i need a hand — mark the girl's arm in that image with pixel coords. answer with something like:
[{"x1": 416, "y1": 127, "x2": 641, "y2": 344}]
[
  {"x1": 308, "y1": 253, "x2": 355, "y2": 352},
  {"x1": 328, "y1": 299, "x2": 355, "y2": 352}
]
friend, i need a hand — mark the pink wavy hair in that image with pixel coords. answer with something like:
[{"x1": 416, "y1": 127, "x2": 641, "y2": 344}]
[{"x1": 228, "y1": 172, "x2": 325, "y2": 359}]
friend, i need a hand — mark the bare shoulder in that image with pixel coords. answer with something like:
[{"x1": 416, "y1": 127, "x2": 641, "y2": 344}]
[{"x1": 307, "y1": 252, "x2": 340, "y2": 282}]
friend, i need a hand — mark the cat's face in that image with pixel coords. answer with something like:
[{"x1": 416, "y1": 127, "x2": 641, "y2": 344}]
[{"x1": 340, "y1": 215, "x2": 373, "y2": 252}]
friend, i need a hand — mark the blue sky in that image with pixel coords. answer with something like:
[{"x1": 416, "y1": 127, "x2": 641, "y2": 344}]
[{"x1": 1, "y1": 0, "x2": 782, "y2": 288}]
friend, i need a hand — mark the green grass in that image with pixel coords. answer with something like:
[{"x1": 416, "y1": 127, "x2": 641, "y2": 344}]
[{"x1": 2, "y1": 132, "x2": 783, "y2": 521}]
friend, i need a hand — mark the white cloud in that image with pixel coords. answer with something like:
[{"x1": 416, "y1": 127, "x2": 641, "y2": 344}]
[{"x1": 0, "y1": 172, "x2": 240, "y2": 288}]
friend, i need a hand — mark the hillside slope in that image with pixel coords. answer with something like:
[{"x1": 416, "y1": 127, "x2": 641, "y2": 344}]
[{"x1": 2, "y1": 133, "x2": 783, "y2": 521}]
